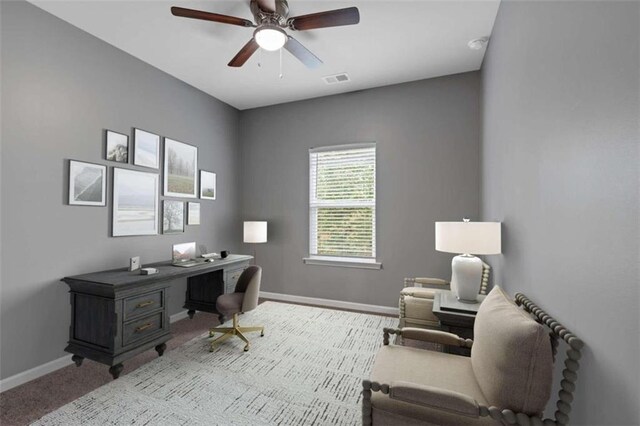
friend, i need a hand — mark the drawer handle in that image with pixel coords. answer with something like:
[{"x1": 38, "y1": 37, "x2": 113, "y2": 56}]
[
  {"x1": 135, "y1": 323, "x2": 153, "y2": 333},
  {"x1": 136, "y1": 300, "x2": 155, "y2": 308}
]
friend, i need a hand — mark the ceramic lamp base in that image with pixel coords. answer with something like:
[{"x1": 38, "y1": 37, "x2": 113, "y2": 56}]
[{"x1": 450, "y1": 254, "x2": 483, "y2": 303}]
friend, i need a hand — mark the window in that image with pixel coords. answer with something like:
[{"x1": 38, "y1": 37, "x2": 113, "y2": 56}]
[{"x1": 307, "y1": 143, "x2": 379, "y2": 268}]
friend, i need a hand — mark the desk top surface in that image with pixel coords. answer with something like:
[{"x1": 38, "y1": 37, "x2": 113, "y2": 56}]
[{"x1": 62, "y1": 254, "x2": 253, "y2": 287}]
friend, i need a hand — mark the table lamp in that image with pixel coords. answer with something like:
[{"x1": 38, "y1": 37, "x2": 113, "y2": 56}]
[
  {"x1": 244, "y1": 221, "x2": 267, "y2": 264},
  {"x1": 435, "y1": 219, "x2": 501, "y2": 303}
]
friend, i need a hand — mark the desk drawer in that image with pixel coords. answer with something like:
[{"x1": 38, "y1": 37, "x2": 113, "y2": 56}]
[
  {"x1": 123, "y1": 312, "x2": 164, "y2": 347},
  {"x1": 124, "y1": 290, "x2": 164, "y2": 320},
  {"x1": 225, "y1": 267, "x2": 245, "y2": 293}
]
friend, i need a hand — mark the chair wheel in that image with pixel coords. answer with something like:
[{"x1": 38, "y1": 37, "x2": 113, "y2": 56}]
[
  {"x1": 209, "y1": 331, "x2": 215, "y2": 338},
  {"x1": 244, "y1": 345, "x2": 249, "y2": 352},
  {"x1": 260, "y1": 331, "x2": 264, "y2": 337}
]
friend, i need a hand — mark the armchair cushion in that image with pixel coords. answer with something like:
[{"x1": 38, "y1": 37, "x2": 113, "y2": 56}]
[
  {"x1": 370, "y1": 345, "x2": 498, "y2": 425},
  {"x1": 471, "y1": 286, "x2": 553, "y2": 415},
  {"x1": 389, "y1": 381, "x2": 479, "y2": 417},
  {"x1": 400, "y1": 289, "x2": 440, "y2": 328}
]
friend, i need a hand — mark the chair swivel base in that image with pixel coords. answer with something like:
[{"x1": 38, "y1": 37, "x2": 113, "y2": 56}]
[{"x1": 209, "y1": 313, "x2": 264, "y2": 352}]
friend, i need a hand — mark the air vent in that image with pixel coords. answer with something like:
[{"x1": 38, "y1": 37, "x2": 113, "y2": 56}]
[{"x1": 322, "y1": 73, "x2": 350, "y2": 85}]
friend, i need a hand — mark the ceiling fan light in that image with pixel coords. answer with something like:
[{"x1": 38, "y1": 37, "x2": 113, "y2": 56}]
[{"x1": 254, "y1": 26, "x2": 287, "y2": 51}]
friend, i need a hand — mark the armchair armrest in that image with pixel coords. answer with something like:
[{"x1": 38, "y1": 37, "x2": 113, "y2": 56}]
[
  {"x1": 362, "y1": 379, "x2": 545, "y2": 426},
  {"x1": 403, "y1": 277, "x2": 449, "y2": 289},
  {"x1": 389, "y1": 381, "x2": 480, "y2": 418},
  {"x1": 383, "y1": 327, "x2": 473, "y2": 348}
]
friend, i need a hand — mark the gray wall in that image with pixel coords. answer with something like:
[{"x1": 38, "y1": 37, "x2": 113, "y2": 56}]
[
  {"x1": 240, "y1": 73, "x2": 481, "y2": 307},
  {"x1": 481, "y1": 1, "x2": 639, "y2": 424},
  {"x1": 0, "y1": 1, "x2": 242, "y2": 380}
]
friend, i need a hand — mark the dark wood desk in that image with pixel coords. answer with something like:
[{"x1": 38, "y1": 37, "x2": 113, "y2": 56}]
[
  {"x1": 433, "y1": 291, "x2": 485, "y2": 356},
  {"x1": 61, "y1": 254, "x2": 252, "y2": 378}
]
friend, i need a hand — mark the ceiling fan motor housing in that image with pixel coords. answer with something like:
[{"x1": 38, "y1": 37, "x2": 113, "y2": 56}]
[{"x1": 250, "y1": 0, "x2": 290, "y2": 27}]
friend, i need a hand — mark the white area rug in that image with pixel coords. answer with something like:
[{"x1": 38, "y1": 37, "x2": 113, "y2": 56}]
[{"x1": 34, "y1": 302, "x2": 397, "y2": 425}]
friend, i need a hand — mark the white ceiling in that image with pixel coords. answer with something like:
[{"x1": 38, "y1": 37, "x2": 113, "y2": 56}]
[{"x1": 29, "y1": 0, "x2": 501, "y2": 110}]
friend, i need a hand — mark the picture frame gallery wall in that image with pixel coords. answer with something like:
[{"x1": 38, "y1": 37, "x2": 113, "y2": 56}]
[
  {"x1": 105, "y1": 131, "x2": 129, "y2": 163},
  {"x1": 68, "y1": 160, "x2": 107, "y2": 206},
  {"x1": 67, "y1": 128, "x2": 218, "y2": 237},
  {"x1": 112, "y1": 168, "x2": 159, "y2": 236},
  {"x1": 164, "y1": 138, "x2": 198, "y2": 198},
  {"x1": 134, "y1": 128, "x2": 160, "y2": 170}
]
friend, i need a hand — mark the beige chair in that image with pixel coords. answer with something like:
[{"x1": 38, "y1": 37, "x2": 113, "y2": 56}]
[
  {"x1": 363, "y1": 286, "x2": 584, "y2": 426},
  {"x1": 209, "y1": 265, "x2": 264, "y2": 352},
  {"x1": 399, "y1": 262, "x2": 490, "y2": 329}
]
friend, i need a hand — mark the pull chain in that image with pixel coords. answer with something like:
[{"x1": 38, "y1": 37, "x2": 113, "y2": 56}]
[{"x1": 279, "y1": 48, "x2": 283, "y2": 79}]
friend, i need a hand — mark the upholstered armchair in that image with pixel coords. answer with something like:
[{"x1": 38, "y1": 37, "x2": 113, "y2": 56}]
[
  {"x1": 399, "y1": 262, "x2": 490, "y2": 329},
  {"x1": 363, "y1": 287, "x2": 584, "y2": 426}
]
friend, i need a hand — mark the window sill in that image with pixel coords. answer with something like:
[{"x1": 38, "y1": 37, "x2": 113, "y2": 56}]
[{"x1": 302, "y1": 256, "x2": 383, "y2": 270}]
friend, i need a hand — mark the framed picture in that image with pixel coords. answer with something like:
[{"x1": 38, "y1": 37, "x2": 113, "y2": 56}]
[
  {"x1": 68, "y1": 160, "x2": 107, "y2": 206},
  {"x1": 163, "y1": 200, "x2": 185, "y2": 234},
  {"x1": 133, "y1": 128, "x2": 160, "y2": 169},
  {"x1": 164, "y1": 138, "x2": 198, "y2": 198},
  {"x1": 105, "y1": 130, "x2": 129, "y2": 163},
  {"x1": 187, "y1": 202, "x2": 200, "y2": 225},
  {"x1": 112, "y1": 168, "x2": 159, "y2": 236},
  {"x1": 200, "y1": 170, "x2": 216, "y2": 200}
]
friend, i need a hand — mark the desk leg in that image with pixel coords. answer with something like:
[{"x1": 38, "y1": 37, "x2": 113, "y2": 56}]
[
  {"x1": 155, "y1": 343, "x2": 167, "y2": 357},
  {"x1": 71, "y1": 355, "x2": 84, "y2": 367},
  {"x1": 109, "y1": 363, "x2": 124, "y2": 380},
  {"x1": 187, "y1": 309, "x2": 196, "y2": 319}
]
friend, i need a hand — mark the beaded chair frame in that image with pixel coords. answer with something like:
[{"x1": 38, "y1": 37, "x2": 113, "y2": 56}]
[
  {"x1": 399, "y1": 262, "x2": 490, "y2": 328},
  {"x1": 363, "y1": 292, "x2": 584, "y2": 426},
  {"x1": 402, "y1": 262, "x2": 491, "y2": 293}
]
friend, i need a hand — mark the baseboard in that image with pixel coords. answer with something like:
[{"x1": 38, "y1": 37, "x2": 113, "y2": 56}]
[
  {"x1": 260, "y1": 291, "x2": 399, "y2": 316},
  {"x1": 0, "y1": 310, "x2": 192, "y2": 393},
  {"x1": 170, "y1": 310, "x2": 190, "y2": 323},
  {"x1": 0, "y1": 354, "x2": 74, "y2": 393}
]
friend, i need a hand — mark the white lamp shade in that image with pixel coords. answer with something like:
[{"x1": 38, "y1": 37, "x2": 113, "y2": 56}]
[
  {"x1": 244, "y1": 221, "x2": 267, "y2": 243},
  {"x1": 435, "y1": 221, "x2": 501, "y2": 255}
]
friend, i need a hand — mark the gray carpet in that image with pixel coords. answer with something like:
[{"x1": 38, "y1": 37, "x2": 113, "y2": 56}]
[
  {"x1": 0, "y1": 311, "x2": 222, "y2": 426},
  {"x1": 32, "y1": 302, "x2": 398, "y2": 425}
]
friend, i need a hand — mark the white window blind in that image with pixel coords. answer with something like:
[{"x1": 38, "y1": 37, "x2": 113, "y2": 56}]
[{"x1": 309, "y1": 143, "x2": 376, "y2": 260}]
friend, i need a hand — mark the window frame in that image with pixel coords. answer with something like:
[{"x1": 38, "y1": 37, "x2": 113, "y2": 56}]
[{"x1": 305, "y1": 142, "x2": 381, "y2": 269}]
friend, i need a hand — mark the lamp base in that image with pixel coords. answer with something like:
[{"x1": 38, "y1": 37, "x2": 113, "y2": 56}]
[{"x1": 450, "y1": 254, "x2": 483, "y2": 303}]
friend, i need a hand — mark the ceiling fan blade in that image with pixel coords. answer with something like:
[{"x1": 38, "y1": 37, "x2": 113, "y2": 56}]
[
  {"x1": 284, "y1": 37, "x2": 323, "y2": 69},
  {"x1": 256, "y1": 0, "x2": 276, "y2": 13},
  {"x1": 288, "y1": 7, "x2": 360, "y2": 31},
  {"x1": 228, "y1": 38, "x2": 260, "y2": 67},
  {"x1": 171, "y1": 7, "x2": 254, "y2": 27}
]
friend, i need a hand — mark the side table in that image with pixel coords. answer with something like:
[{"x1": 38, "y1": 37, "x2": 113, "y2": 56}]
[{"x1": 432, "y1": 291, "x2": 486, "y2": 356}]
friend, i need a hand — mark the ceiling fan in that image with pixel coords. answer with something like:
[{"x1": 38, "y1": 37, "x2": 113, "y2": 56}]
[{"x1": 171, "y1": 0, "x2": 360, "y2": 69}]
